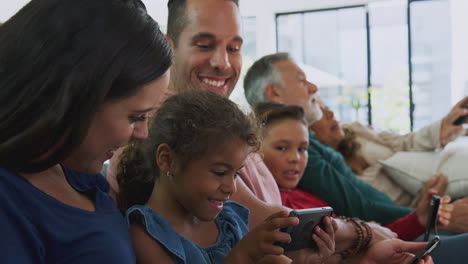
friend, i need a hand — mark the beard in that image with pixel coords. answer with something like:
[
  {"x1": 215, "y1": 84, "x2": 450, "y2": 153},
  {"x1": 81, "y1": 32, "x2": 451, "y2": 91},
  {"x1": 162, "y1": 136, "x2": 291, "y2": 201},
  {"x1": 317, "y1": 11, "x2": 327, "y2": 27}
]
[{"x1": 305, "y1": 101, "x2": 323, "y2": 125}]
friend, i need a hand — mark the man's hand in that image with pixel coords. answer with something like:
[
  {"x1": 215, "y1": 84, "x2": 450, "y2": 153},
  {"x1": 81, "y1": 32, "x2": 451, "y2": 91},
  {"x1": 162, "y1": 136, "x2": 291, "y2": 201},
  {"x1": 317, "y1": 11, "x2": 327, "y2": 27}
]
[
  {"x1": 443, "y1": 197, "x2": 468, "y2": 233},
  {"x1": 350, "y1": 239, "x2": 434, "y2": 264},
  {"x1": 415, "y1": 174, "x2": 453, "y2": 227},
  {"x1": 367, "y1": 222, "x2": 397, "y2": 246}
]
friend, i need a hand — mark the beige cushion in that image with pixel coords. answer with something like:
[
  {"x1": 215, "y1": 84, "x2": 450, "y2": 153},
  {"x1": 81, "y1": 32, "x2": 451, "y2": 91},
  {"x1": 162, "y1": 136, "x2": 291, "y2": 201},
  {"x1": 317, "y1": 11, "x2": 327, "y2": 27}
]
[{"x1": 380, "y1": 149, "x2": 468, "y2": 199}]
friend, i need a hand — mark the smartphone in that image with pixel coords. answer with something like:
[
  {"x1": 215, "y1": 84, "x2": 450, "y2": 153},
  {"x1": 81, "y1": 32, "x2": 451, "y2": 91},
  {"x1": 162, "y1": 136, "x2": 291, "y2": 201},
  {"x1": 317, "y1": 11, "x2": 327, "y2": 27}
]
[
  {"x1": 407, "y1": 235, "x2": 441, "y2": 264},
  {"x1": 274, "y1": 207, "x2": 334, "y2": 252},
  {"x1": 424, "y1": 195, "x2": 440, "y2": 242},
  {"x1": 453, "y1": 115, "x2": 468, "y2": 125}
]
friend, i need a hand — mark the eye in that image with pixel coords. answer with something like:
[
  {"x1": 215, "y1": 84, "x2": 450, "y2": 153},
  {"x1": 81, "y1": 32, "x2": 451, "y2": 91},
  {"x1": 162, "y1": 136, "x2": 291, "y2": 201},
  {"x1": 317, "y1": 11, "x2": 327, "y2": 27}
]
[
  {"x1": 128, "y1": 114, "x2": 148, "y2": 123},
  {"x1": 275, "y1": 146, "x2": 287, "y2": 151},
  {"x1": 298, "y1": 147, "x2": 307, "y2": 152},
  {"x1": 195, "y1": 42, "x2": 213, "y2": 50},
  {"x1": 234, "y1": 172, "x2": 242, "y2": 179},
  {"x1": 228, "y1": 46, "x2": 241, "y2": 53},
  {"x1": 212, "y1": 170, "x2": 226, "y2": 177}
]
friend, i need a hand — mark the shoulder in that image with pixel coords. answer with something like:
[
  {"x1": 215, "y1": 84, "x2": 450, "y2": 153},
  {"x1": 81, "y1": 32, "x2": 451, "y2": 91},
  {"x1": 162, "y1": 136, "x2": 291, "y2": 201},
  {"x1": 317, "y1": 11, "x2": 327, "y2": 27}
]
[
  {"x1": 217, "y1": 201, "x2": 249, "y2": 238},
  {"x1": 130, "y1": 224, "x2": 175, "y2": 264},
  {"x1": 222, "y1": 201, "x2": 249, "y2": 221},
  {"x1": 127, "y1": 205, "x2": 187, "y2": 263},
  {"x1": 63, "y1": 166, "x2": 110, "y2": 193}
]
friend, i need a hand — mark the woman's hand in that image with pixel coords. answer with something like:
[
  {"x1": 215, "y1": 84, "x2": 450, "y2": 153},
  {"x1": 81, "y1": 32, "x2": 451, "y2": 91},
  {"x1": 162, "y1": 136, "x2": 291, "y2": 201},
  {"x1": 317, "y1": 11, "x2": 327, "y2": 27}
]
[{"x1": 440, "y1": 96, "x2": 468, "y2": 147}]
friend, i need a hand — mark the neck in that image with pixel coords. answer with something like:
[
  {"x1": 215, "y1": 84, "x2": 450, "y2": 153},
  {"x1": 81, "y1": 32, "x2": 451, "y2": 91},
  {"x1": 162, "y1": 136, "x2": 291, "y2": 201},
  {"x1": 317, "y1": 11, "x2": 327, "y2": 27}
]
[
  {"x1": 146, "y1": 179, "x2": 201, "y2": 229},
  {"x1": 279, "y1": 187, "x2": 293, "y2": 192},
  {"x1": 330, "y1": 141, "x2": 339, "y2": 151}
]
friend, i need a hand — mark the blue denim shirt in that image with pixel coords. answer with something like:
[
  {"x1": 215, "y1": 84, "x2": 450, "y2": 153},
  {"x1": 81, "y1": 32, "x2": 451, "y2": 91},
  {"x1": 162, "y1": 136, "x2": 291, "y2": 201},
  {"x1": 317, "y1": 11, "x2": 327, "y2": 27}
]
[{"x1": 126, "y1": 201, "x2": 249, "y2": 264}]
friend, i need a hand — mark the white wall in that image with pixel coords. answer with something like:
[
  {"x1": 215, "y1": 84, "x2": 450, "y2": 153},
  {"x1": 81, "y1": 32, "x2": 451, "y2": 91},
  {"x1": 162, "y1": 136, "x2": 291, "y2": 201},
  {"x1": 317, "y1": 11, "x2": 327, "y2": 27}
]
[
  {"x1": 0, "y1": 0, "x2": 29, "y2": 22},
  {"x1": 239, "y1": 0, "x2": 387, "y2": 57},
  {"x1": 451, "y1": 0, "x2": 468, "y2": 104},
  {"x1": 2, "y1": 0, "x2": 466, "y2": 102}
]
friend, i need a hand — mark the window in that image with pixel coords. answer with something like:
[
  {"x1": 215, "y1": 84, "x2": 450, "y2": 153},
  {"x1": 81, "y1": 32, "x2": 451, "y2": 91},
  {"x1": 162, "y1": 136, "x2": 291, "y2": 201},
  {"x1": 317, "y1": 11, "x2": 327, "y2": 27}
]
[{"x1": 276, "y1": 0, "x2": 453, "y2": 132}]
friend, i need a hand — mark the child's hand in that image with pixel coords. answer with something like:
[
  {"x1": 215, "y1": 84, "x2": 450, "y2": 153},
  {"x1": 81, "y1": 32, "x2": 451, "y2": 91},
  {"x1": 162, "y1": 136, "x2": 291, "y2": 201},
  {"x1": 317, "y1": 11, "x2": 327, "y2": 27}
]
[
  {"x1": 286, "y1": 216, "x2": 337, "y2": 263},
  {"x1": 224, "y1": 210, "x2": 298, "y2": 263}
]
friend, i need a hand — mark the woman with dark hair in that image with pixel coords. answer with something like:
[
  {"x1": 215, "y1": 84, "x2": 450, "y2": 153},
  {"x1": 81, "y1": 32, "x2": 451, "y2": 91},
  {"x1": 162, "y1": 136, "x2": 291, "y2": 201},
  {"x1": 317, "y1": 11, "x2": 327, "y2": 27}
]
[{"x1": 0, "y1": 0, "x2": 172, "y2": 262}]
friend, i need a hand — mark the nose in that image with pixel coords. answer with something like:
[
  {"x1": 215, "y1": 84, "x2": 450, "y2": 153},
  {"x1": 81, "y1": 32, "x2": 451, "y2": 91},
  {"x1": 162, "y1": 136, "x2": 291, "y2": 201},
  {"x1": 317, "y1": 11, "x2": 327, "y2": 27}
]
[
  {"x1": 132, "y1": 120, "x2": 149, "y2": 139},
  {"x1": 325, "y1": 109, "x2": 334, "y2": 119},
  {"x1": 287, "y1": 150, "x2": 300, "y2": 163},
  {"x1": 221, "y1": 175, "x2": 237, "y2": 198},
  {"x1": 210, "y1": 47, "x2": 231, "y2": 72},
  {"x1": 307, "y1": 81, "x2": 318, "y2": 95}
]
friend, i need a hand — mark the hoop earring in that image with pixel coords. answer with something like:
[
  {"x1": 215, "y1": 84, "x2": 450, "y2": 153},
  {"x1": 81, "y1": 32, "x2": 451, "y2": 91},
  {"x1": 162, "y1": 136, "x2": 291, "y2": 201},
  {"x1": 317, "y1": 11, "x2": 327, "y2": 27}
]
[{"x1": 166, "y1": 171, "x2": 174, "y2": 182}]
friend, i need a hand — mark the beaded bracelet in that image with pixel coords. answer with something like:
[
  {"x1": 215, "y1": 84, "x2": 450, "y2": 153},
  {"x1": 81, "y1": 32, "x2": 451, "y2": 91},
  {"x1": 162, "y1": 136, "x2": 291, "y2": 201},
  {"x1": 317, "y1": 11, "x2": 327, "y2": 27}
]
[
  {"x1": 358, "y1": 219, "x2": 373, "y2": 253},
  {"x1": 339, "y1": 216, "x2": 363, "y2": 259}
]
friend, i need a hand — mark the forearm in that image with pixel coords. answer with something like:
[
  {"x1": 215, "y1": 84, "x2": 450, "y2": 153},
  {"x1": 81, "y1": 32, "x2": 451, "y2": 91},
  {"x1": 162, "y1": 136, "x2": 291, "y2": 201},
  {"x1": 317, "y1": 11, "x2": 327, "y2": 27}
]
[
  {"x1": 231, "y1": 178, "x2": 289, "y2": 229},
  {"x1": 334, "y1": 218, "x2": 359, "y2": 253}
]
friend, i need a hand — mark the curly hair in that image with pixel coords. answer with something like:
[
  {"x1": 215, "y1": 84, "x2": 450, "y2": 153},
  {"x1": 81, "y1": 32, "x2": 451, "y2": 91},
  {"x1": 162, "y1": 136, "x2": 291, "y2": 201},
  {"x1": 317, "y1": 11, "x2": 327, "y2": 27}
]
[
  {"x1": 337, "y1": 127, "x2": 362, "y2": 164},
  {"x1": 116, "y1": 90, "x2": 259, "y2": 212}
]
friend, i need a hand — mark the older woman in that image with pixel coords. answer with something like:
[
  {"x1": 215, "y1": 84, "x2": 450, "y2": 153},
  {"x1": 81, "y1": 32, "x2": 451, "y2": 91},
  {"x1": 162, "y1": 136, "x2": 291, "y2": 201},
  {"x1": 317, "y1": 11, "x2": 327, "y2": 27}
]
[{"x1": 310, "y1": 97, "x2": 467, "y2": 207}]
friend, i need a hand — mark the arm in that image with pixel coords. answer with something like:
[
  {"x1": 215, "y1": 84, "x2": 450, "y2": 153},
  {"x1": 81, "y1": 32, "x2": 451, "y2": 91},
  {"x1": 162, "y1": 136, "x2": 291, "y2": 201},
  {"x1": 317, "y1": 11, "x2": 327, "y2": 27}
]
[
  {"x1": 231, "y1": 178, "x2": 288, "y2": 229},
  {"x1": 378, "y1": 96, "x2": 468, "y2": 152},
  {"x1": 384, "y1": 175, "x2": 452, "y2": 241},
  {"x1": 349, "y1": 239, "x2": 434, "y2": 264},
  {"x1": 232, "y1": 176, "x2": 381, "y2": 261},
  {"x1": 130, "y1": 224, "x2": 175, "y2": 264},
  {"x1": 298, "y1": 138, "x2": 412, "y2": 224}
]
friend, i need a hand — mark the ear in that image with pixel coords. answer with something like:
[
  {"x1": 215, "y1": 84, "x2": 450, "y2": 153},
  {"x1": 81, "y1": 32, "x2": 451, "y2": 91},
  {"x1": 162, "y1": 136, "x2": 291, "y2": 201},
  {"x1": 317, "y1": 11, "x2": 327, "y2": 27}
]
[
  {"x1": 165, "y1": 34, "x2": 175, "y2": 50},
  {"x1": 264, "y1": 83, "x2": 283, "y2": 103},
  {"x1": 156, "y1": 143, "x2": 174, "y2": 173}
]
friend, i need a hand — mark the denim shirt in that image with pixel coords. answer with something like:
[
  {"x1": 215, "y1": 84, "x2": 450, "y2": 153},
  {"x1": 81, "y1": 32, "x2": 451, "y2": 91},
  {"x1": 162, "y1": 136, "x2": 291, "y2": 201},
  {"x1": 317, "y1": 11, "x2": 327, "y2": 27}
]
[{"x1": 126, "y1": 201, "x2": 249, "y2": 264}]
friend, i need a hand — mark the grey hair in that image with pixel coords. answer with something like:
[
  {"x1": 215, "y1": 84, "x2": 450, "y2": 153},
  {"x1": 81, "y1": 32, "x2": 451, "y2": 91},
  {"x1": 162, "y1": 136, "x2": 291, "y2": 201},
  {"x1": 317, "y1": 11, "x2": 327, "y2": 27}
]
[{"x1": 244, "y1": 52, "x2": 293, "y2": 107}]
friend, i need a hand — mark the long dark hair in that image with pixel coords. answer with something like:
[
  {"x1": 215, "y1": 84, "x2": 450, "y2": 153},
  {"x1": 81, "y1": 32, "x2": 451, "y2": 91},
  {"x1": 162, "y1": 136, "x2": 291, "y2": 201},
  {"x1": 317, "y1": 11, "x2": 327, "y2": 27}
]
[
  {"x1": 0, "y1": 0, "x2": 173, "y2": 173},
  {"x1": 117, "y1": 90, "x2": 259, "y2": 212}
]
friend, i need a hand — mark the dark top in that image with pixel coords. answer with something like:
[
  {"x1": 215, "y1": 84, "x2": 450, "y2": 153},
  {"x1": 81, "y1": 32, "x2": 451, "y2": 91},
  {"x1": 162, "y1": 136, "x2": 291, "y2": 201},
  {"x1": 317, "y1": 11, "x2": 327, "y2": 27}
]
[{"x1": 0, "y1": 166, "x2": 135, "y2": 263}]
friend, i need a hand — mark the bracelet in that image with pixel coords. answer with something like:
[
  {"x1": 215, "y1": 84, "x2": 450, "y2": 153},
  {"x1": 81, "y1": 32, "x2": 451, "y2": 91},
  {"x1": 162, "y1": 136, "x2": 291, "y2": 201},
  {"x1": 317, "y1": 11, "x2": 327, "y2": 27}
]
[
  {"x1": 339, "y1": 216, "x2": 363, "y2": 259},
  {"x1": 358, "y1": 220, "x2": 373, "y2": 253}
]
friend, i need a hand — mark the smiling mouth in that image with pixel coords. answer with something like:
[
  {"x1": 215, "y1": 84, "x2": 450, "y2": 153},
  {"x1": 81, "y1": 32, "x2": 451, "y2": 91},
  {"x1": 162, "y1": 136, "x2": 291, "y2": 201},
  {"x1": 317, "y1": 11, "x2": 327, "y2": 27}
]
[
  {"x1": 208, "y1": 199, "x2": 225, "y2": 211},
  {"x1": 201, "y1": 78, "x2": 226, "y2": 87}
]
